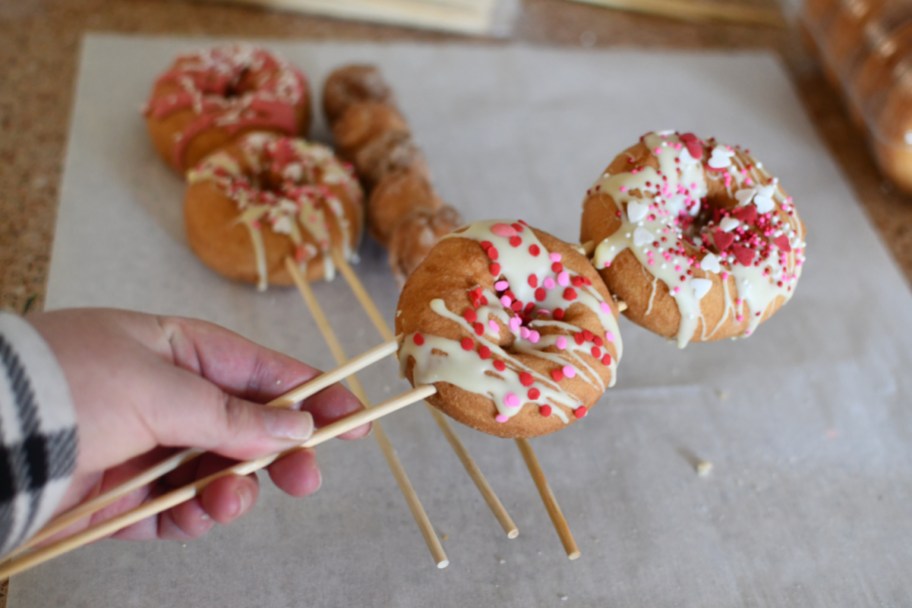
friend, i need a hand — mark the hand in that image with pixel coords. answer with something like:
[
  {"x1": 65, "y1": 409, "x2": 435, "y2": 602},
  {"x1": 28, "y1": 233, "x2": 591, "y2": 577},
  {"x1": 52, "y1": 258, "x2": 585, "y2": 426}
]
[{"x1": 28, "y1": 308, "x2": 368, "y2": 542}]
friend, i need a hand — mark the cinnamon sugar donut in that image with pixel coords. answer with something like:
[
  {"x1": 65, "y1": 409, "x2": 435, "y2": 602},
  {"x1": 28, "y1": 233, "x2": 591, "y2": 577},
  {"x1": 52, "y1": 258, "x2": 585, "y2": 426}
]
[
  {"x1": 388, "y1": 204, "x2": 462, "y2": 283},
  {"x1": 368, "y1": 167, "x2": 442, "y2": 246},
  {"x1": 332, "y1": 101, "x2": 410, "y2": 162},
  {"x1": 184, "y1": 132, "x2": 363, "y2": 290},
  {"x1": 145, "y1": 44, "x2": 311, "y2": 173},
  {"x1": 580, "y1": 131, "x2": 806, "y2": 348},
  {"x1": 353, "y1": 130, "x2": 427, "y2": 190},
  {"x1": 397, "y1": 220, "x2": 622, "y2": 438},
  {"x1": 322, "y1": 64, "x2": 394, "y2": 125}
]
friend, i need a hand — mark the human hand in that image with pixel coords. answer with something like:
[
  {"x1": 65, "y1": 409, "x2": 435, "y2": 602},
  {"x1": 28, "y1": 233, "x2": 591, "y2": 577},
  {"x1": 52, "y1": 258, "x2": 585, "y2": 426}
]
[{"x1": 28, "y1": 308, "x2": 368, "y2": 542}]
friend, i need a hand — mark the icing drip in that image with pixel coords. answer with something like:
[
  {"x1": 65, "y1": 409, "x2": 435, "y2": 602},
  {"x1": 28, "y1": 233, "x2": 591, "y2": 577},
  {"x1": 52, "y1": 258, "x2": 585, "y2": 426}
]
[
  {"x1": 188, "y1": 133, "x2": 360, "y2": 291},
  {"x1": 400, "y1": 220, "x2": 622, "y2": 425},
  {"x1": 590, "y1": 131, "x2": 806, "y2": 348},
  {"x1": 145, "y1": 45, "x2": 308, "y2": 168}
]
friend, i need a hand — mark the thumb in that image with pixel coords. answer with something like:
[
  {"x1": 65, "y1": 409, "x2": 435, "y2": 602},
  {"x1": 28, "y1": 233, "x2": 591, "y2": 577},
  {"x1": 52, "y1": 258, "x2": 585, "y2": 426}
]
[{"x1": 151, "y1": 371, "x2": 315, "y2": 461}]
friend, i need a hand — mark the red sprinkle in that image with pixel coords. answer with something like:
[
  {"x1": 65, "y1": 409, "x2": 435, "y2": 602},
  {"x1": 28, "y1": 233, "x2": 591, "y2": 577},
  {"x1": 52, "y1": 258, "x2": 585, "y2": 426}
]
[
  {"x1": 550, "y1": 369, "x2": 564, "y2": 382},
  {"x1": 680, "y1": 132, "x2": 703, "y2": 160},
  {"x1": 528, "y1": 388, "x2": 541, "y2": 399},
  {"x1": 509, "y1": 236, "x2": 522, "y2": 247},
  {"x1": 573, "y1": 406, "x2": 588, "y2": 419},
  {"x1": 551, "y1": 262, "x2": 564, "y2": 273},
  {"x1": 529, "y1": 244, "x2": 541, "y2": 256},
  {"x1": 487, "y1": 247, "x2": 500, "y2": 261},
  {"x1": 733, "y1": 205, "x2": 758, "y2": 225},
  {"x1": 601, "y1": 354, "x2": 612, "y2": 365},
  {"x1": 489, "y1": 263, "x2": 501, "y2": 276},
  {"x1": 480, "y1": 240, "x2": 493, "y2": 251},
  {"x1": 460, "y1": 337, "x2": 475, "y2": 351},
  {"x1": 773, "y1": 234, "x2": 792, "y2": 252},
  {"x1": 463, "y1": 309, "x2": 478, "y2": 323},
  {"x1": 519, "y1": 372, "x2": 534, "y2": 387},
  {"x1": 539, "y1": 405, "x2": 552, "y2": 417},
  {"x1": 473, "y1": 323, "x2": 485, "y2": 336},
  {"x1": 493, "y1": 360, "x2": 506, "y2": 372},
  {"x1": 528, "y1": 275, "x2": 539, "y2": 288},
  {"x1": 732, "y1": 245, "x2": 755, "y2": 266},
  {"x1": 713, "y1": 230, "x2": 735, "y2": 251},
  {"x1": 413, "y1": 333, "x2": 425, "y2": 346},
  {"x1": 553, "y1": 308, "x2": 565, "y2": 320},
  {"x1": 573, "y1": 333, "x2": 585, "y2": 345},
  {"x1": 478, "y1": 345, "x2": 492, "y2": 359},
  {"x1": 534, "y1": 287, "x2": 547, "y2": 302},
  {"x1": 563, "y1": 287, "x2": 578, "y2": 301},
  {"x1": 591, "y1": 346, "x2": 602, "y2": 358}
]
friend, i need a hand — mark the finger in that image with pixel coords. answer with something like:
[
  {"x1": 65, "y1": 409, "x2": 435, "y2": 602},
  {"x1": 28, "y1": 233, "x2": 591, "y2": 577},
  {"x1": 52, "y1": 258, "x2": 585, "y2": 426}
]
[
  {"x1": 266, "y1": 448, "x2": 322, "y2": 497},
  {"x1": 139, "y1": 365, "x2": 315, "y2": 461},
  {"x1": 301, "y1": 383, "x2": 370, "y2": 440},
  {"x1": 198, "y1": 474, "x2": 260, "y2": 525},
  {"x1": 157, "y1": 497, "x2": 215, "y2": 541}
]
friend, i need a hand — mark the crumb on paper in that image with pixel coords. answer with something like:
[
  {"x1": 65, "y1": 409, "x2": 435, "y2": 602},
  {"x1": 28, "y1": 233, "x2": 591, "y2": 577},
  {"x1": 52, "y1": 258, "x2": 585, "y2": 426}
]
[
  {"x1": 559, "y1": 594, "x2": 569, "y2": 601},
  {"x1": 696, "y1": 460, "x2": 713, "y2": 477},
  {"x1": 440, "y1": 532, "x2": 449, "y2": 542},
  {"x1": 715, "y1": 389, "x2": 729, "y2": 400},
  {"x1": 498, "y1": 558, "x2": 506, "y2": 565}
]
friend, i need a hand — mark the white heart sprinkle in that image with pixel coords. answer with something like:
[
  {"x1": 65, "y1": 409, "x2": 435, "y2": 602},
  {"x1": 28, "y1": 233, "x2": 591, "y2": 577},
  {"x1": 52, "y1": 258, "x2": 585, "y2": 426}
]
[
  {"x1": 665, "y1": 194, "x2": 687, "y2": 216},
  {"x1": 626, "y1": 201, "x2": 648, "y2": 222},
  {"x1": 720, "y1": 217, "x2": 740, "y2": 232},
  {"x1": 708, "y1": 145, "x2": 735, "y2": 169},
  {"x1": 754, "y1": 183, "x2": 777, "y2": 213},
  {"x1": 691, "y1": 278, "x2": 712, "y2": 301},
  {"x1": 272, "y1": 216, "x2": 293, "y2": 234},
  {"x1": 700, "y1": 253, "x2": 721, "y2": 273},
  {"x1": 633, "y1": 227, "x2": 654, "y2": 247},
  {"x1": 735, "y1": 189, "x2": 755, "y2": 205}
]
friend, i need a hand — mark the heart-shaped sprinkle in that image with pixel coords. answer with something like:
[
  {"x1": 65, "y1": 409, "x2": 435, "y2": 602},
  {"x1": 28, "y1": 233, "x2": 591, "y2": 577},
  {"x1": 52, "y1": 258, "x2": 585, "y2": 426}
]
[
  {"x1": 633, "y1": 227, "x2": 654, "y2": 247},
  {"x1": 626, "y1": 201, "x2": 648, "y2": 222},
  {"x1": 732, "y1": 244, "x2": 755, "y2": 266},
  {"x1": 720, "y1": 217, "x2": 740, "y2": 232},
  {"x1": 700, "y1": 253, "x2": 721, "y2": 273},
  {"x1": 732, "y1": 204, "x2": 757, "y2": 225},
  {"x1": 680, "y1": 132, "x2": 704, "y2": 161},
  {"x1": 773, "y1": 234, "x2": 792, "y2": 252},
  {"x1": 708, "y1": 145, "x2": 735, "y2": 170},
  {"x1": 491, "y1": 223, "x2": 517, "y2": 237},
  {"x1": 713, "y1": 230, "x2": 735, "y2": 251}
]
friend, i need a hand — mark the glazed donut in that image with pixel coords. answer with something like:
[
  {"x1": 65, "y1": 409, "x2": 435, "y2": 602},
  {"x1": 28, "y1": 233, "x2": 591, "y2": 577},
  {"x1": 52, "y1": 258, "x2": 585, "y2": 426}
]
[
  {"x1": 184, "y1": 132, "x2": 363, "y2": 290},
  {"x1": 332, "y1": 101, "x2": 410, "y2": 162},
  {"x1": 396, "y1": 220, "x2": 622, "y2": 438},
  {"x1": 145, "y1": 44, "x2": 311, "y2": 173},
  {"x1": 580, "y1": 130, "x2": 806, "y2": 348},
  {"x1": 322, "y1": 64, "x2": 395, "y2": 125},
  {"x1": 368, "y1": 167, "x2": 442, "y2": 246},
  {"x1": 388, "y1": 204, "x2": 462, "y2": 283}
]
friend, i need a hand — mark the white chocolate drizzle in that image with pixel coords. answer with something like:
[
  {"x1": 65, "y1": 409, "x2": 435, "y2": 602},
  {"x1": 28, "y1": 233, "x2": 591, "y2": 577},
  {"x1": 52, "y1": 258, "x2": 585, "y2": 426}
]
[
  {"x1": 400, "y1": 220, "x2": 622, "y2": 426},
  {"x1": 590, "y1": 131, "x2": 806, "y2": 347},
  {"x1": 188, "y1": 133, "x2": 361, "y2": 290}
]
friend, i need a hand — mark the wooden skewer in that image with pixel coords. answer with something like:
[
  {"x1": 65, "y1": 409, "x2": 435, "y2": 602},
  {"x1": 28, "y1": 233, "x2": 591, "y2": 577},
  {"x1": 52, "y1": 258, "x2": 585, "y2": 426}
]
[
  {"x1": 11, "y1": 339, "x2": 400, "y2": 555},
  {"x1": 565, "y1": 0, "x2": 783, "y2": 27},
  {"x1": 331, "y1": 250, "x2": 519, "y2": 539},
  {"x1": 581, "y1": 240, "x2": 595, "y2": 256},
  {"x1": 286, "y1": 257, "x2": 450, "y2": 568},
  {"x1": 0, "y1": 384, "x2": 435, "y2": 580},
  {"x1": 515, "y1": 438, "x2": 581, "y2": 560}
]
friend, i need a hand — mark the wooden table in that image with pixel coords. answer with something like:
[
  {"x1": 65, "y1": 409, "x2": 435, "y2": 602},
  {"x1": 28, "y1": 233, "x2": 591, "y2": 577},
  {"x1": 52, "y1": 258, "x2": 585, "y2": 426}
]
[{"x1": 0, "y1": 0, "x2": 910, "y2": 601}]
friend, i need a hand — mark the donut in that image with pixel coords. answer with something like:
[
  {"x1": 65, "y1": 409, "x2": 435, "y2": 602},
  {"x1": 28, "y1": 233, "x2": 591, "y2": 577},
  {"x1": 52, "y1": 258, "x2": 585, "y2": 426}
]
[
  {"x1": 331, "y1": 101, "x2": 410, "y2": 163},
  {"x1": 387, "y1": 204, "x2": 462, "y2": 283},
  {"x1": 145, "y1": 44, "x2": 311, "y2": 173},
  {"x1": 396, "y1": 220, "x2": 622, "y2": 438},
  {"x1": 322, "y1": 64, "x2": 395, "y2": 125},
  {"x1": 368, "y1": 167, "x2": 442, "y2": 246},
  {"x1": 184, "y1": 132, "x2": 363, "y2": 290},
  {"x1": 353, "y1": 130, "x2": 428, "y2": 190},
  {"x1": 580, "y1": 131, "x2": 806, "y2": 348}
]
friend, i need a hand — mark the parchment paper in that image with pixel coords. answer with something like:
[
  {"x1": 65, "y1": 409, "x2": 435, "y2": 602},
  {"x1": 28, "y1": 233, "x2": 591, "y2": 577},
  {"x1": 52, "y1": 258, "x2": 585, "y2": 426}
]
[{"x1": 10, "y1": 34, "x2": 912, "y2": 607}]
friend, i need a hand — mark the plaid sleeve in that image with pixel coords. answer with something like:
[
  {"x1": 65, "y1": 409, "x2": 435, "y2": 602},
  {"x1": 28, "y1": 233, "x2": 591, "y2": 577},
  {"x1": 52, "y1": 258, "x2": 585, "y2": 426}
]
[{"x1": 0, "y1": 312, "x2": 78, "y2": 556}]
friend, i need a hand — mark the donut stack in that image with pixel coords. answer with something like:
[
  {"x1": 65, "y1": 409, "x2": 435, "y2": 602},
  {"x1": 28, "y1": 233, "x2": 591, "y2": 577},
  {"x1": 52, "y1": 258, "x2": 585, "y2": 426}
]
[
  {"x1": 143, "y1": 44, "x2": 365, "y2": 291},
  {"x1": 322, "y1": 64, "x2": 464, "y2": 283}
]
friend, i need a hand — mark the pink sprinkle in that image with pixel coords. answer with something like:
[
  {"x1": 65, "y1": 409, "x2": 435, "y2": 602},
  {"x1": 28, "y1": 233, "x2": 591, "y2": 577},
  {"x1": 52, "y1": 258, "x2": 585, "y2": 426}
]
[
  {"x1": 495, "y1": 414, "x2": 509, "y2": 423},
  {"x1": 491, "y1": 223, "x2": 517, "y2": 237},
  {"x1": 605, "y1": 331, "x2": 615, "y2": 343},
  {"x1": 549, "y1": 252, "x2": 562, "y2": 262},
  {"x1": 509, "y1": 317, "x2": 522, "y2": 332},
  {"x1": 562, "y1": 365, "x2": 577, "y2": 378},
  {"x1": 528, "y1": 330, "x2": 541, "y2": 344},
  {"x1": 504, "y1": 393, "x2": 521, "y2": 408},
  {"x1": 619, "y1": 185, "x2": 628, "y2": 193},
  {"x1": 543, "y1": 277, "x2": 556, "y2": 289},
  {"x1": 557, "y1": 271, "x2": 570, "y2": 287},
  {"x1": 494, "y1": 280, "x2": 509, "y2": 291},
  {"x1": 488, "y1": 320, "x2": 499, "y2": 333},
  {"x1": 520, "y1": 327, "x2": 530, "y2": 339},
  {"x1": 500, "y1": 295, "x2": 512, "y2": 307},
  {"x1": 600, "y1": 302, "x2": 611, "y2": 314},
  {"x1": 556, "y1": 336, "x2": 568, "y2": 350}
]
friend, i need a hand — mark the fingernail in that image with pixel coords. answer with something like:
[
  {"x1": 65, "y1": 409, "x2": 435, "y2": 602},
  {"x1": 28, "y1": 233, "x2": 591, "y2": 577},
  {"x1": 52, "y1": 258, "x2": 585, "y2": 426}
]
[
  {"x1": 234, "y1": 485, "x2": 252, "y2": 518},
  {"x1": 264, "y1": 409, "x2": 314, "y2": 441}
]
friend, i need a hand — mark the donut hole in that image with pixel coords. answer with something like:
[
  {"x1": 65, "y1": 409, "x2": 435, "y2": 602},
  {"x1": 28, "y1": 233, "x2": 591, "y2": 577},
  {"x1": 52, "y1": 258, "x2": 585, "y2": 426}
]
[{"x1": 675, "y1": 192, "x2": 739, "y2": 253}]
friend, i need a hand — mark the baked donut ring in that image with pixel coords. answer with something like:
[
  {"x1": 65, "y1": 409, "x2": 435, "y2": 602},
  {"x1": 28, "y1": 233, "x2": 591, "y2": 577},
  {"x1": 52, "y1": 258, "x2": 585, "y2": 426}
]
[
  {"x1": 332, "y1": 101, "x2": 410, "y2": 163},
  {"x1": 388, "y1": 204, "x2": 462, "y2": 283},
  {"x1": 184, "y1": 132, "x2": 363, "y2": 290},
  {"x1": 397, "y1": 220, "x2": 622, "y2": 438},
  {"x1": 322, "y1": 64, "x2": 395, "y2": 125},
  {"x1": 580, "y1": 131, "x2": 807, "y2": 348},
  {"x1": 145, "y1": 44, "x2": 311, "y2": 173}
]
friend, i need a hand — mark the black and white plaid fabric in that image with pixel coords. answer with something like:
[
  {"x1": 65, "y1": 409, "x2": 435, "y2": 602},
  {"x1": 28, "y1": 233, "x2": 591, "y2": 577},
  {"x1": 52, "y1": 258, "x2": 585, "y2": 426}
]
[{"x1": 0, "y1": 313, "x2": 77, "y2": 556}]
